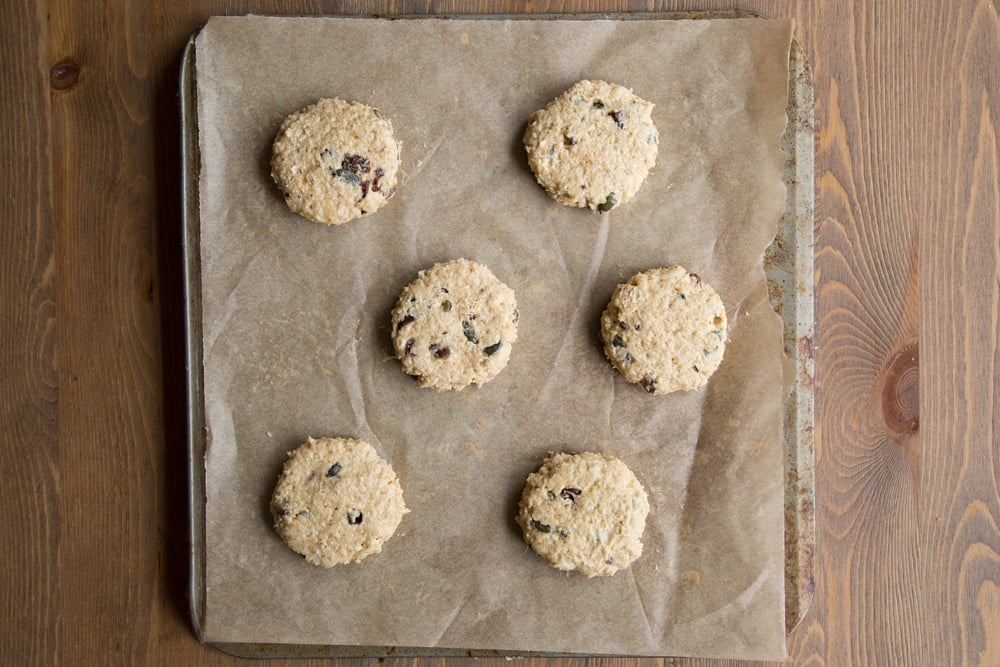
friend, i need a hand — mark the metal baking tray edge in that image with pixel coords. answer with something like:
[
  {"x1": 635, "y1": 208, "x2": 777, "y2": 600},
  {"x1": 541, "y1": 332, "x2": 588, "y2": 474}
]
[{"x1": 181, "y1": 12, "x2": 815, "y2": 658}]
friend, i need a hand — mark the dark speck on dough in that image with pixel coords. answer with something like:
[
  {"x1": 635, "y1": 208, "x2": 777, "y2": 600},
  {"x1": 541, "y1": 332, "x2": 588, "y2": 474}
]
[
  {"x1": 371, "y1": 166, "x2": 385, "y2": 192},
  {"x1": 560, "y1": 487, "x2": 582, "y2": 502},
  {"x1": 462, "y1": 320, "x2": 478, "y2": 344},
  {"x1": 341, "y1": 154, "x2": 371, "y2": 174},
  {"x1": 531, "y1": 519, "x2": 552, "y2": 533},
  {"x1": 330, "y1": 167, "x2": 361, "y2": 185},
  {"x1": 597, "y1": 193, "x2": 617, "y2": 212}
]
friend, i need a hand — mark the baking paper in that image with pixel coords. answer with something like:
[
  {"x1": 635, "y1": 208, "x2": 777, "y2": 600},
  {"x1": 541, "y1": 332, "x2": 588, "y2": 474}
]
[{"x1": 195, "y1": 15, "x2": 792, "y2": 659}]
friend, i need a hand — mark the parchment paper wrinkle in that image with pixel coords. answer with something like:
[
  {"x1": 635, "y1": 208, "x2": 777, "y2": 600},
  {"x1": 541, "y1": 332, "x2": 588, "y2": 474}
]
[{"x1": 196, "y1": 15, "x2": 792, "y2": 659}]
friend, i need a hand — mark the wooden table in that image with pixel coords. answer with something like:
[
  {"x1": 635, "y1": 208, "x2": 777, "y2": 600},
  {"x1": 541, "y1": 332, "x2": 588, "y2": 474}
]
[{"x1": 3, "y1": 1, "x2": 997, "y2": 665}]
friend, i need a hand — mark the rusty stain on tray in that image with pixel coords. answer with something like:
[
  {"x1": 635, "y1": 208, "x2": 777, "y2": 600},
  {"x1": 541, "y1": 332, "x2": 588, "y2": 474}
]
[{"x1": 763, "y1": 36, "x2": 816, "y2": 635}]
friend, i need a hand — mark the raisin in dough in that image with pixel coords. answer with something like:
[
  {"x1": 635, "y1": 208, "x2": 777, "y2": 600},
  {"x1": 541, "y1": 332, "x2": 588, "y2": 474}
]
[
  {"x1": 601, "y1": 266, "x2": 727, "y2": 394},
  {"x1": 516, "y1": 452, "x2": 650, "y2": 577},
  {"x1": 270, "y1": 437, "x2": 408, "y2": 567},
  {"x1": 271, "y1": 98, "x2": 400, "y2": 224},
  {"x1": 391, "y1": 258, "x2": 519, "y2": 391},
  {"x1": 523, "y1": 80, "x2": 658, "y2": 212}
]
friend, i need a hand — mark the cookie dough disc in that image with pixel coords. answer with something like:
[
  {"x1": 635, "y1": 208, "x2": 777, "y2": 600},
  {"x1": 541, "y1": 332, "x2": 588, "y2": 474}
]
[
  {"x1": 271, "y1": 98, "x2": 401, "y2": 224},
  {"x1": 516, "y1": 452, "x2": 650, "y2": 577},
  {"x1": 270, "y1": 437, "x2": 408, "y2": 567},
  {"x1": 523, "y1": 80, "x2": 658, "y2": 212},
  {"x1": 601, "y1": 266, "x2": 728, "y2": 394},
  {"x1": 391, "y1": 258, "x2": 519, "y2": 391}
]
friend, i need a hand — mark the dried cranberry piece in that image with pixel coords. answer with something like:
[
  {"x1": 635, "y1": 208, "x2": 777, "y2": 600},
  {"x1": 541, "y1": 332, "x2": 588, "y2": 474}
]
[
  {"x1": 341, "y1": 154, "x2": 370, "y2": 174},
  {"x1": 560, "y1": 487, "x2": 582, "y2": 502}
]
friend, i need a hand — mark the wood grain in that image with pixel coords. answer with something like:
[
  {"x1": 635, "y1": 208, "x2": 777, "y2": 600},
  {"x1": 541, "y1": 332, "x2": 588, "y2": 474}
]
[
  {"x1": 2, "y1": 1, "x2": 997, "y2": 665},
  {"x1": 47, "y1": 0, "x2": 163, "y2": 660},
  {"x1": 921, "y1": 3, "x2": 1000, "y2": 667},
  {"x1": 809, "y1": 1, "x2": 924, "y2": 665},
  {"x1": 0, "y1": 1, "x2": 58, "y2": 666}
]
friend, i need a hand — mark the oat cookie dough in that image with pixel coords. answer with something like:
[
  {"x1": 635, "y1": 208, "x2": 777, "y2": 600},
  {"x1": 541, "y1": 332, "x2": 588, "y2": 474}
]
[
  {"x1": 601, "y1": 266, "x2": 727, "y2": 394},
  {"x1": 523, "y1": 80, "x2": 658, "y2": 212},
  {"x1": 270, "y1": 436, "x2": 408, "y2": 567},
  {"x1": 391, "y1": 258, "x2": 519, "y2": 391},
  {"x1": 516, "y1": 452, "x2": 650, "y2": 577},
  {"x1": 271, "y1": 98, "x2": 400, "y2": 224}
]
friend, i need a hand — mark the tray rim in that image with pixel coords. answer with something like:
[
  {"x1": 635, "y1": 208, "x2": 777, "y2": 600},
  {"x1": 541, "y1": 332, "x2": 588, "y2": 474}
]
[{"x1": 180, "y1": 11, "x2": 815, "y2": 658}]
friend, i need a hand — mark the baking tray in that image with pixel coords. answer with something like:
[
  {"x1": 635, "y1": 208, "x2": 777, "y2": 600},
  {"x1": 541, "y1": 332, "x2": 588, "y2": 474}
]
[{"x1": 180, "y1": 11, "x2": 814, "y2": 658}]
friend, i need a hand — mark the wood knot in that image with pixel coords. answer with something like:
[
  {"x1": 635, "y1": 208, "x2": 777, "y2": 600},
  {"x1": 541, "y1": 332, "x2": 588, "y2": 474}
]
[
  {"x1": 50, "y1": 60, "x2": 79, "y2": 90},
  {"x1": 881, "y1": 342, "x2": 919, "y2": 435}
]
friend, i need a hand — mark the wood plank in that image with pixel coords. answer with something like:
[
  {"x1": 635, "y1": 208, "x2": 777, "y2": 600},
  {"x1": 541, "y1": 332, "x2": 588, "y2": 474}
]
[
  {"x1": 47, "y1": 0, "x2": 164, "y2": 663},
  {"x1": 920, "y1": 2, "x2": 1000, "y2": 667},
  {"x1": 0, "y1": 1, "x2": 58, "y2": 665},
  {"x1": 808, "y1": 0, "x2": 925, "y2": 663}
]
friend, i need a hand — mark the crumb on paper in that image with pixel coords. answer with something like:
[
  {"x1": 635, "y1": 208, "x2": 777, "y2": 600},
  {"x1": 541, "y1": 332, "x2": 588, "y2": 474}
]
[
  {"x1": 464, "y1": 441, "x2": 486, "y2": 460},
  {"x1": 460, "y1": 33, "x2": 470, "y2": 45}
]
